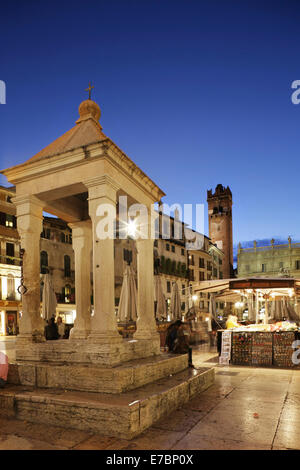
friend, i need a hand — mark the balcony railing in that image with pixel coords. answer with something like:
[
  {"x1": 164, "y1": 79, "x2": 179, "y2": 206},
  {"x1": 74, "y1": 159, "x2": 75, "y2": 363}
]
[{"x1": 0, "y1": 255, "x2": 22, "y2": 266}]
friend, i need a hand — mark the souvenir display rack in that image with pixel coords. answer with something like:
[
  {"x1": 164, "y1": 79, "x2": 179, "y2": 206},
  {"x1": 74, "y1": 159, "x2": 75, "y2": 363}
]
[
  {"x1": 219, "y1": 330, "x2": 300, "y2": 368},
  {"x1": 252, "y1": 332, "x2": 273, "y2": 366},
  {"x1": 273, "y1": 331, "x2": 295, "y2": 368}
]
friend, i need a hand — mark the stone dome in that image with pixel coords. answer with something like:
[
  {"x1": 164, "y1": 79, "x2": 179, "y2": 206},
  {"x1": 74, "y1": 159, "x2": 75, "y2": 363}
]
[{"x1": 78, "y1": 99, "x2": 101, "y2": 122}]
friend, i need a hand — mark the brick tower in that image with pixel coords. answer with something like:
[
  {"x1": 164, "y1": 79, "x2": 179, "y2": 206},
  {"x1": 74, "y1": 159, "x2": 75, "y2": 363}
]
[{"x1": 207, "y1": 184, "x2": 233, "y2": 279}]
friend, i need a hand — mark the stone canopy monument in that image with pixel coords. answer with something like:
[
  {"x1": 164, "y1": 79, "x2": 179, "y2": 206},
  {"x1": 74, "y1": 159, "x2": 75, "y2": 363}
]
[{"x1": 0, "y1": 90, "x2": 214, "y2": 438}]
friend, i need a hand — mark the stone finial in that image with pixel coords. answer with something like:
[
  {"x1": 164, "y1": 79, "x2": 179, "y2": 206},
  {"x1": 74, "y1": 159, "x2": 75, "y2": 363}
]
[
  {"x1": 77, "y1": 99, "x2": 101, "y2": 123},
  {"x1": 79, "y1": 99, "x2": 101, "y2": 120}
]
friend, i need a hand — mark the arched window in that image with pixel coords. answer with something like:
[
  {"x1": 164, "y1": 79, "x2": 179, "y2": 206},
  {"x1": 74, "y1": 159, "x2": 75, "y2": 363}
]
[
  {"x1": 40, "y1": 251, "x2": 48, "y2": 274},
  {"x1": 64, "y1": 255, "x2": 71, "y2": 278}
]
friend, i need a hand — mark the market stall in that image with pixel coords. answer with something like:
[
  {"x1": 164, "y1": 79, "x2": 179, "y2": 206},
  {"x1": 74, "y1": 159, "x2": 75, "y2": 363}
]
[{"x1": 195, "y1": 277, "x2": 300, "y2": 368}]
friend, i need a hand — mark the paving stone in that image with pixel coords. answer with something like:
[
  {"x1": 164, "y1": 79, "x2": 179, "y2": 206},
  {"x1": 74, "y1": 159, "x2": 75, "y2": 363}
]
[
  {"x1": 152, "y1": 408, "x2": 205, "y2": 432},
  {"x1": 280, "y1": 404, "x2": 300, "y2": 422},
  {"x1": 0, "y1": 434, "x2": 67, "y2": 450},
  {"x1": 227, "y1": 389, "x2": 287, "y2": 404},
  {"x1": 0, "y1": 416, "x2": 93, "y2": 448},
  {"x1": 213, "y1": 398, "x2": 283, "y2": 420},
  {"x1": 182, "y1": 395, "x2": 221, "y2": 413},
  {"x1": 114, "y1": 427, "x2": 186, "y2": 450},
  {"x1": 199, "y1": 384, "x2": 234, "y2": 399},
  {"x1": 72, "y1": 435, "x2": 129, "y2": 450},
  {"x1": 273, "y1": 419, "x2": 300, "y2": 450},
  {"x1": 172, "y1": 433, "x2": 271, "y2": 450},
  {"x1": 189, "y1": 409, "x2": 278, "y2": 446}
]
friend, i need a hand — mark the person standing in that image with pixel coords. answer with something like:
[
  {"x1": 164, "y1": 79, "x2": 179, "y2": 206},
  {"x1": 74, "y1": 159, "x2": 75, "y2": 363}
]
[
  {"x1": 172, "y1": 322, "x2": 195, "y2": 368},
  {"x1": 44, "y1": 317, "x2": 59, "y2": 340},
  {"x1": 165, "y1": 320, "x2": 182, "y2": 352},
  {"x1": 56, "y1": 316, "x2": 66, "y2": 339}
]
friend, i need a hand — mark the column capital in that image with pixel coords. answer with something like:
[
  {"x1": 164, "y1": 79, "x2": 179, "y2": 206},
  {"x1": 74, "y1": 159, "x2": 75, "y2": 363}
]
[
  {"x1": 12, "y1": 194, "x2": 44, "y2": 215},
  {"x1": 85, "y1": 176, "x2": 120, "y2": 208},
  {"x1": 84, "y1": 175, "x2": 120, "y2": 193},
  {"x1": 12, "y1": 194, "x2": 44, "y2": 234},
  {"x1": 68, "y1": 219, "x2": 92, "y2": 234}
]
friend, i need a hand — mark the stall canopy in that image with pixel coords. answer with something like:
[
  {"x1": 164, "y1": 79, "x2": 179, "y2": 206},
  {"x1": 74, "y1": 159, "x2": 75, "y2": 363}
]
[
  {"x1": 194, "y1": 277, "x2": 300, "y2": 323},
  {"x1": 194, "y1": 277, "x2": 300, "y2": 301}
]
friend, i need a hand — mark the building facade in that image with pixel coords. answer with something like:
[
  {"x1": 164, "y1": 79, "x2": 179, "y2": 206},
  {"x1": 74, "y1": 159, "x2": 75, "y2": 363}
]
[
  {"x1": 238, "y1": 237, "x2": 300, "y2": 279},
  {"x1": 187, "y1": 235, "x2": 225, "y2": 320},
  {"x1": 0, "y1": 186, "x2": 21, "y2": 335}
]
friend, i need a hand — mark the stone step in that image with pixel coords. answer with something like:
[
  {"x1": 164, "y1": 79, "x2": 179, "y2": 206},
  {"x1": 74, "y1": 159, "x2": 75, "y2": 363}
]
[
  {"x1": 0, "y1": 366, "x2": 215, "y2": 439},
  {"x1": 7, "y1": 352, "x2": 188, "y2": 394}
]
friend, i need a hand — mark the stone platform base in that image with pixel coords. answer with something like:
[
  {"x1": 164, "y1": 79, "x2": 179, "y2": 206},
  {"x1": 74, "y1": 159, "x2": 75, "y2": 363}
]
[
  {"x1": 7, "y1": 353, "x2": 189, "y2": 394},
  {"x1": 15, "y1": 336, "x2": 161, "y2": 367},
  {"x1": 0, "y1": 367, "x2": 215, "y2": 439}
]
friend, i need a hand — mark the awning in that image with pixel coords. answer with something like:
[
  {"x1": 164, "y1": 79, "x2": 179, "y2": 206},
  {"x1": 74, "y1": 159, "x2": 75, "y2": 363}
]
[{"x1": 193, "y1": 277, "x2": 300, "y2": 302}]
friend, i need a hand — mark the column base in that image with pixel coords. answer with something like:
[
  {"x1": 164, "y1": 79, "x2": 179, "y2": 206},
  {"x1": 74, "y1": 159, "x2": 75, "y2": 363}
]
[
  {"x1": 87, "y1": 330, "x2": 123, "y2": 344},
  {"x1": 16, "y1": 332, "x2": 46, "y2": 344},
  {"x1": 133, "y1": 329, "x2": 159, "y2": 341},
  {"x1": 69, "y1": 328, "x2": 90, "y2": 340}
]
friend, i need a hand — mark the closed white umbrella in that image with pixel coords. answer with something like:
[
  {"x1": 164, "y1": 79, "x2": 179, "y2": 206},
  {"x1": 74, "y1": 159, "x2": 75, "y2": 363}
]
[
  {"x1": 271, "y1": 299, "x2": 283, "y2": 321},
  {"x1": 154, "y1": 275, "x2": 166, "y2": 321},
  {"x1": 170, "y1": 282, "x2": 181, "y2": 321},
  {"x1": 42, "y1": 274, "x2": 57, "y2": 321},
  {"x1": 118, "y1": 264, "x2": 138, "y2": 322},
  {"x1": 209, "y1": 293, "x2": 216, "y2": 319},
  {"x1": 247, "y1": 293, "x2": 255, "y2": 321},
  {"x1": 282, "y1": 296, "x2": 299, "y2": 322},
  {"x1": 208, "y1": 294, "x2": 216, "y2": 332}
]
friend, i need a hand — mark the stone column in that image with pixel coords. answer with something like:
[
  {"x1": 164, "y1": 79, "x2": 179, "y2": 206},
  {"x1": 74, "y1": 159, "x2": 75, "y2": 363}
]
[
  {"x1": 12, "y1": 195, "x2": 45, "y2": 342},
  {"x1": 68, "y1": 220, "x2": 92, "y2": 339},
  {"x1": 85, "y1": 176, "x2": 122, "y2": 343},
  {"x1": 134, "y1": 222, "x2": 159, "y2": 340}
]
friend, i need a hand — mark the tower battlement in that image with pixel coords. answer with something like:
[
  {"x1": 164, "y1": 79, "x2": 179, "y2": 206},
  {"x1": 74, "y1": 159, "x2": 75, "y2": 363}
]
[{"x1": 207, "y1": 184, "x2": 232, "y2": 200}]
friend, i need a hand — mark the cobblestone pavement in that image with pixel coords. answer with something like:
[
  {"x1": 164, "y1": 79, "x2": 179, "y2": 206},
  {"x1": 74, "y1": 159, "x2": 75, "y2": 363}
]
[{"x1": 0, "y1": 343, "x2": 299, "y2": 450}]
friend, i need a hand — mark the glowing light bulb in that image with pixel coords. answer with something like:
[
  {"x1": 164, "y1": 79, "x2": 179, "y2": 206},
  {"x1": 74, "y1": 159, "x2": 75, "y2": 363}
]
[{"x1": 127, "y1": 219, "x2": 137, "y2": 237}]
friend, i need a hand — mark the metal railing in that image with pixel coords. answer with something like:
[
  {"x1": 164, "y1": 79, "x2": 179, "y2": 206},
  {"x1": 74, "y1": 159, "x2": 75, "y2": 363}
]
[{"x1": 0, "y1": 255, "x2": 22, "y2": 266}]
